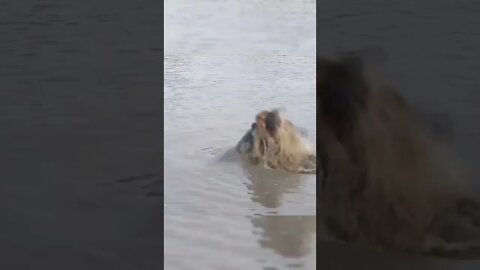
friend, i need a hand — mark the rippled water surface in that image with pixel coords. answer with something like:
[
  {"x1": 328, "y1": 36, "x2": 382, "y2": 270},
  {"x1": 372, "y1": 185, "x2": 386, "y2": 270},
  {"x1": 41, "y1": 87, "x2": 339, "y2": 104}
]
[
  {"x1": 0, "y1": 0, "x2": 161, "y2": 269},
  {"x1": 164, "y1": 0, "x2": 316, "y2": 269}
]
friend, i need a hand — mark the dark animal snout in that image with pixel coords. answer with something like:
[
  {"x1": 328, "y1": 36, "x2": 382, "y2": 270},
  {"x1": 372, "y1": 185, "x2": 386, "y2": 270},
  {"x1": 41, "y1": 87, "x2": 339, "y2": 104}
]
[{"x1": 236, "y1": 123, "x2": 257, "y2": 154}]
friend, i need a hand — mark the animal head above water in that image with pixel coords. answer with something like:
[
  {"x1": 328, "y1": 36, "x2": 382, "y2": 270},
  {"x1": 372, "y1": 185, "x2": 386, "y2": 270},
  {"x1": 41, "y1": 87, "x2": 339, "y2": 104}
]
[{"x1": 236, "y1": 109, "x2": 316, "y2": 174}]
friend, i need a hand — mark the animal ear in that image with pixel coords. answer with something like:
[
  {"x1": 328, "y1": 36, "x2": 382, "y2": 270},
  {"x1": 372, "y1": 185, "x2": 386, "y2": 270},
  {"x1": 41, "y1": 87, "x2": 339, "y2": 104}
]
[
  {"x1": 317, "y1": 56, "x2": 370, "y2": 142},
  {"x1": 316, "y1": 56, "x2": 365, "y2": 95}
]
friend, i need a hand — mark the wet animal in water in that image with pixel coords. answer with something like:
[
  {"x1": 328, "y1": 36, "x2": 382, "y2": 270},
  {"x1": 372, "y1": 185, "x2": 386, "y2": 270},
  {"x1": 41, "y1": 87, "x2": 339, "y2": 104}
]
[
  {"x1": 236, "y1": 109, "x2": 316, "y2": 174},
  {"x1": 316, "y1": 53, "x2": 480, "y2": 257}
]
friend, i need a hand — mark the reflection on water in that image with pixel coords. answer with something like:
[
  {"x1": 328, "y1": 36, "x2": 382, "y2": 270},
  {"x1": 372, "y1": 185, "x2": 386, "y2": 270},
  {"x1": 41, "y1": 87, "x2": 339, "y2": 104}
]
[
  {"x1": 242, "y1": 162, "x2": 304, "y2": 209},
  {"x1": 243, "y1": 161, "x2": 316, "y2": 269},
  {"x1": 164, "y1": 0, "x2": 315, "y2": 268},
  {"x1": 242, "y1": 161, "x2": 316, "y2": 266},
  {"x1": 252, "y1": 216, "x2": 316, "y2": 258}
]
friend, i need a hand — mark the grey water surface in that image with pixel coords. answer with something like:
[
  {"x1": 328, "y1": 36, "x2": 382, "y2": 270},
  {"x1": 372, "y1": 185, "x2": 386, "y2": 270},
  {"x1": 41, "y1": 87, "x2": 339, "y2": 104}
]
[
  {"x1": 0, "y1": 0, "x2": 161, "y2": 269},
  {"x1": 164, "y1": 0, "x2": 316, "y2": 269}
]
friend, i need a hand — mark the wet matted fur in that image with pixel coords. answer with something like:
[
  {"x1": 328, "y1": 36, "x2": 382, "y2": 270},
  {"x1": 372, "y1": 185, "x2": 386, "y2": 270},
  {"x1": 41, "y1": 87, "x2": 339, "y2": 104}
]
[
  {"x1": 317, "y1": 54, "x2": 480, "y2": 257},
  {"x1": 236, "y1": 109, "x2": 316, "y2": 174}
]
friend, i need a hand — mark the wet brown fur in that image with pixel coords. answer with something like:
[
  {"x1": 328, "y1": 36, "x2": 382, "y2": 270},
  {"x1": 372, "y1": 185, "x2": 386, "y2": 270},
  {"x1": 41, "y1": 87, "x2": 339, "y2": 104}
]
[
  {"x1": 243, "y1": 110, "x2": 316, "y2": 174},
  {"x1": 317, "y1": 54, "x2": 478, "y2": 256}
]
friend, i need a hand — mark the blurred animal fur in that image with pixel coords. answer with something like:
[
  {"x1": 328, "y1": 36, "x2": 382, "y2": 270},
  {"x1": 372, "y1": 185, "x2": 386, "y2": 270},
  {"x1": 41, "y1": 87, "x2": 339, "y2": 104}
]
[
  {"x1": 236, "y1": 110, "x2": 316, "y2": 174},
  {"x1": 317, "y1": 54, "x2": 480, "y2": 257}
]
